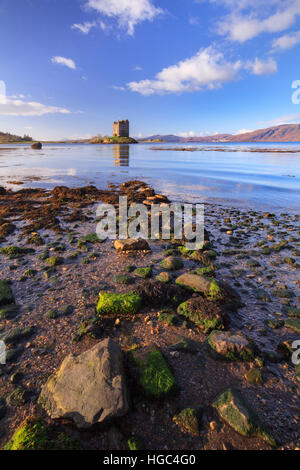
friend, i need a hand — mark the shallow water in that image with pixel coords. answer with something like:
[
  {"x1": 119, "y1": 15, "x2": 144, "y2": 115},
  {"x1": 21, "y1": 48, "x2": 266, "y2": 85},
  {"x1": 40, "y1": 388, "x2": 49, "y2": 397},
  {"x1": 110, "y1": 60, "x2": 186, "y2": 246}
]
[{"x1": 0, "y1": 142, "x2": 300, "y2": 212}]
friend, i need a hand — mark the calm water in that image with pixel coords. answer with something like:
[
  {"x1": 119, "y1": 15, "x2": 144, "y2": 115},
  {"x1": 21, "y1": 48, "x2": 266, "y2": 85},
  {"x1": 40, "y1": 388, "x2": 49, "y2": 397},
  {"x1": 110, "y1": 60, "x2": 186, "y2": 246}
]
[{"x1": 0, "y1": 142, "x2": 300, "y2": 212}]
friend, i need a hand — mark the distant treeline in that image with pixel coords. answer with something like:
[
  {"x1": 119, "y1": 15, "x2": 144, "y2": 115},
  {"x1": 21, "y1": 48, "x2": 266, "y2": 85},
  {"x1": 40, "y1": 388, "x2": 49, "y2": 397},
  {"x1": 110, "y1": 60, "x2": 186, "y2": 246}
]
[{"x1": 0, "y1": 132, "x2": 33, "y2": 142}]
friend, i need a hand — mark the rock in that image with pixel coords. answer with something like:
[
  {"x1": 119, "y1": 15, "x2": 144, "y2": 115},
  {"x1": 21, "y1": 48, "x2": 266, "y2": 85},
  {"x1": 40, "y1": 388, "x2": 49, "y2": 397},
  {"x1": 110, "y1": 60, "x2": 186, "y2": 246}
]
[
  {"x1": 160, "y1": 257, "x2": 183, "y2": 271},
  {"x1": 266, "y1": 319, "x2": 284, "y2": 329},
  {"x1": 3, "y1": 417, "x2": 81, "y2": 450},
  {"x1": 6, "y1": 387, "x2": 30, "y2": 406},
  {"x1": 208, "y1": 331, "x2": 256, "y2": 361},
  {"x1": 133, "y1": 266, "x2": 152, "y2": 279},
  {"x1": 130, "y1": 346, "x2": 177, "y2": 398},
  {"x1": 39, "y1": 339, "x2": 129, "y2": 429},
  {"x1": 114, "y1": 239, "x2": 150, "y2": 252},
  {"x1": 97, "y1": 291, "x2": 142, "y2": 316},
  {"x1": 285, "y1": 318, "x2": 300, "y2": 334},
  {"x1": 173, "y1": 408, "x2": 201, "y2": 436},
  {"x1": 176, "y1": 273, "x2": 220, "y2": 296},
  {"x1": 46, "y1": 256, "x2": 63, "y2": 267},
  {"x1": 113, "y1": 274, "x2": 134, "y2": 285},
  {"x1": 31, "y1": 142, "x2": 42, "y2": 150},
  {"x1": 0, "y1": 280, "x2": 14, "y2": 306},
  {"x1": 212, "y1": 388, "x2": 276, "y2": 447},
  {"x1": 155, "y1": 272, "x2": 172, "y2": 283},
  {"x1": 244, "y1": 368, "x2": 264, "y2": 385},
  {"x1": 0, "y1": 326, "x2": 34, "y2": 345},
  {"x1": 177, "y1": 297, "x2": 226, "y2": 333},
  {"x1": 168, "y1": 337, "x2": 197, "y2": 354}
]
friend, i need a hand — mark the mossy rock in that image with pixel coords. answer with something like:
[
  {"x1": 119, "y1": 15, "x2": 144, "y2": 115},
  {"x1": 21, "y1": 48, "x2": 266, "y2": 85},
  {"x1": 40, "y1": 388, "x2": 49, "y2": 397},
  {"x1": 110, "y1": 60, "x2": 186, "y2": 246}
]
[
  {"x1": 127, "y1": 437, "x2": 144, "y2": 450},
  {"x1": 177, "y1": 297, "x2": 225, "y2": 333},
  {"x1": 271, "y1": 289, "x2": 294, "y2": 299},
  {"x1": 244, "y1": 368, "x2": 264, "y2": 385},
  {"x1": 175, "y1": 273, "x2": 223, "y2": 300},
  {"x1": 173, "y1": 408, "x2": 201, "y2": 436},
  {"x1": 97, "y1": 291, "x2": 142, "y2": 316},
  {"x1": 4, "y1": 417, "x2": 82, "y2": 450},
  {"x1": 133, "y1": 266, "x2": 152, "y2": 279},
  {"x1": 286, "y1": 307, "x2": 300, "y2": 318},
  {"x1": 193, "y1": 266, "x2": 215, "y2": 277},
  {"x1": 0, "y1": 326, "x2": 34, "y2": 345},
  {"x1": 212, "y1": 388, "x2": 277, "y2": 447},
  {"x1": 285, "y1": 318, "x2": 300, "y2": 334},
  {"x1": 160, "y1": 257, "x2": 183, "y2": 271},
  {"x1": 158, "y1": 312, "x2": 177, "y2": 326},
  {"x1": 0, "y1": 280, "x2": 14, "y2": 305},
  {"x1": 130, "y1": 347, "x2": 177, "y2": 399},
  {"x1": 155, "y1": 272, "x2": 172, "y2": 283},
  {"x1": 208, "y1": 331, "x2": 256, "y2": 362},
  {"x1": 0, "y1": 246, "x2": 34, "y2": 259},
  {"x1": 6, "y1": 387, "x2": 30, "y2": 406},
  {"x1": 80, "y1": 233, "x2": 101, "y2": 244},
  {"x1": 113, "y1": 274, "x2": 134, "y2": 285},
  {"x1": 46, "y1": 256, "x2": 64, "y2": 267},
  {"x1": 0, "y1": 304, "x2": 20, "y2": 319}
]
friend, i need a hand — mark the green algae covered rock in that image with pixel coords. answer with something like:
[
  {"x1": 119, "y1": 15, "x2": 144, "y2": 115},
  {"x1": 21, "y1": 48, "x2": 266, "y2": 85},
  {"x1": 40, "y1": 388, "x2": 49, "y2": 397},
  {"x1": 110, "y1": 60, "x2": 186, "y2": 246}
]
[
  {"x1": 173, "y1": 408, "x2": 201, "y2": 436},
  {"x1": 177, "y1": 296, "x2": 225, "y2": 333},
  {"x1": 4, "y1": 417, "x2": 82, "y2": 450},
  {"x1": 133, "y1": 266, "x2": 152, "y2": 279},
  {"x1": 285, "y1": 318, "x2": 300, "y2": 334},
  {"x1": 130, "y1": 347, "x2": 177, "y2": 399},
  {"x1": 212, "y1": 388, "x2": 276, "y2": 447},
  {"x1": 175, "y1": 273, "x2": 223, "y2": 300},
  {"x1": 155, "y1": 272, "x2": 172, "y2": 283},
  {"x1": 97, "y1": 291, "x2": 142, "y2": 316},
  {"x1": 208, "y1": 330, "x2": 256, "y2": 362},
  {"x1": 160, "y1": 256, "x2": 183, "y2": 271},
  {"x1": 0, "y1": 246, "x2": 34, "y2": 259},
  {"x1": 46, "y1": 256, "x2": 64, "y2": 267},
  {"x1": 244, "y1": 368, "x2": 264, "y2": 385},
  {"x1": 113, "y1": 274, "x2": 134, "y2": 285},
  {"x1": 0, "y1": 280, "x2": 14, "y2": 306}
]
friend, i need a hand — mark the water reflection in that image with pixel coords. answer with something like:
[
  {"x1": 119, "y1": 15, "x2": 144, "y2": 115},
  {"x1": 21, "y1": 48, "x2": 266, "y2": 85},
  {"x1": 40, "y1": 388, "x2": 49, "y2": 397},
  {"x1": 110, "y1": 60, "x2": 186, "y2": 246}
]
[{"x1": 113, "y1": 145, "x2": 129, "y2": 167}]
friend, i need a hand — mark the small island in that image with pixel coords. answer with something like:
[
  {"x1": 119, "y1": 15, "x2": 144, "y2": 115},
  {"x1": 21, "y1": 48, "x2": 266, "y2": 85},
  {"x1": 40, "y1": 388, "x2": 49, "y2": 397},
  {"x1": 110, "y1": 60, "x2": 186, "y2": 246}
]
[{"x1": 90, "y1": 119, "x2": 138, "y2": 144}]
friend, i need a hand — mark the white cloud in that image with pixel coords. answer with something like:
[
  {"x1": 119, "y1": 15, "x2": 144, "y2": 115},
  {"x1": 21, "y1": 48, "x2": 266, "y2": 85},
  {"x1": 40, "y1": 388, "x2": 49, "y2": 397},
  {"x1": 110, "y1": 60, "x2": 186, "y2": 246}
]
[
  {"x1": 176, "y1": 131, "x2": 196, "y2": 137},
  {"x1": 72, "y1": 21, "x2": 97, "y2": 34},
  {"x1": 84, "y1": 0, "x2": 163, "y2": 35},
  {"x1": 258, "y1": 113, "x2": 300, "y2": 126},
  {"x1": 234, "y1": 128, "x2": 253, "y2": 135},
  {"x1": 246, "y1": 58, "x2": 278, "y2": 75},
  {"x1": 207, "y1": 0, "x2": 300, "y2": 42},
  {"x1": 0, "y1": 97, "x2": 71, "y2": 116},
  {"x1": 272, "y1": 30, "x2": 300, "y2": 50},
  {"x1": 51, "y1": 56, "x2": 76, "y2": 70},
  {"x1": 112, "y1": 85, "x2": 126, "y2": 91},
  {"x1": 127, "y1": 47, "x2": 242, "y2": 95}
]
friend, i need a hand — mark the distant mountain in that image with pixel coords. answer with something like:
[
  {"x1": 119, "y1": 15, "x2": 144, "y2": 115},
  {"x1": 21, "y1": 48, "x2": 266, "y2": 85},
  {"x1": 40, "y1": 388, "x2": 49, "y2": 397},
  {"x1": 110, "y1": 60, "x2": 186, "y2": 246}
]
[
  {"x1": 0, "y1": 131, "x2": 32, "y2": 143},
  {"x1": 141, "y1": 124, "x2": 300, "y2": 143}
]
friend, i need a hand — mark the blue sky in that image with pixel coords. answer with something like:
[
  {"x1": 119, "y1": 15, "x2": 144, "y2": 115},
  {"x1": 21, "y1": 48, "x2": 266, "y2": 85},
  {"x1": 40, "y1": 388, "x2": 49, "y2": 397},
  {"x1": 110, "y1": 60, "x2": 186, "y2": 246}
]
[{"x1": 1, "y1": 0, "x2": 300, "y2": 139}]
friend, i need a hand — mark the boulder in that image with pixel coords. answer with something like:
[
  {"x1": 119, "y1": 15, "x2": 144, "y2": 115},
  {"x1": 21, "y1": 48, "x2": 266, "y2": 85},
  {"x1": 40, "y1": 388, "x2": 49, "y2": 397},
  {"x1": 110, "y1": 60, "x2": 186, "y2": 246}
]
[
  {"x1": 114, "y1": 239, "x2": 150, "y2": 252},
  {"x1": 177, "y1": 297, "x2": 225, "y2": 332},
  {"x1": 173, "y1": 408, "x2": 201, "y2": 436},
  {"x1": 176, "y1": 273, "x2": 222, "y2": 300},
  {"x1": 208, "y1": 330, "x2": 256, "y2": 361},
  {"x1": 160, "y1": 256, "x2": 183, "y2": 271},
  {"x1": 212, "y1": 388, "x2": 276, "y2": 447},
  {"x1": 31, "y1": 142, "x2": 42, "y2": 150},
  {"x1": 39, "y1": 339, "x2": 129, "y2": 429},
  {"x1": 97, "y1": 291, "x2": 142, "y2": 316}
]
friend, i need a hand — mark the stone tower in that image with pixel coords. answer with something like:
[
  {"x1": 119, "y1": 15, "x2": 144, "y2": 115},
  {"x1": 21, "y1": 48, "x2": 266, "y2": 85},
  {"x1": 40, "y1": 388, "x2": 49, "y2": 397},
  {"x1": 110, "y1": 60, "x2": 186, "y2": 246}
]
[{"x1": 113, "y1": 120, "x2": 129, "y2": 138}]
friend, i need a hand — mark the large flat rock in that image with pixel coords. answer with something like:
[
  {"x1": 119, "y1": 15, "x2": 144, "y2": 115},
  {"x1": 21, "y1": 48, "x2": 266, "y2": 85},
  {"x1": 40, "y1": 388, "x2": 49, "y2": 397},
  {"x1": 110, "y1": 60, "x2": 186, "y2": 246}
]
[
  {"x1": 39, "y1": 338, "x2": 129, "y2": 429},
  {"x1": 114, "y1": 239, "x2": 150, "y2": 252}
]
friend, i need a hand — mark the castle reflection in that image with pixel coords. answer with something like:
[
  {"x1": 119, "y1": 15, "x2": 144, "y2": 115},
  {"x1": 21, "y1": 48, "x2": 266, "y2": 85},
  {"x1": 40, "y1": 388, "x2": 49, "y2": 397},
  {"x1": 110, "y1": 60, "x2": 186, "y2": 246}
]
[{"x1": 113, "y1": 144, "x2": 129, "y2": 167}]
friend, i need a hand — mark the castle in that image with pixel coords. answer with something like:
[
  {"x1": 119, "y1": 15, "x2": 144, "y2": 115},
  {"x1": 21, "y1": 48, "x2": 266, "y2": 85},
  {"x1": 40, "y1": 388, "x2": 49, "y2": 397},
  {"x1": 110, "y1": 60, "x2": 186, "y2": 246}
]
[{"x1": 113, "y1": 120, "x2": 129, "y2": 138}]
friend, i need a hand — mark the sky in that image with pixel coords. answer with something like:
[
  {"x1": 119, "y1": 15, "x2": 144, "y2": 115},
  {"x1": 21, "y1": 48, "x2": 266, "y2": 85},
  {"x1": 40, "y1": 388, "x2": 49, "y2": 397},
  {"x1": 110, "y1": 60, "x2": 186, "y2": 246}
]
[{"x1": 1, "y1": 0, "x2": 300, "y2": 139}]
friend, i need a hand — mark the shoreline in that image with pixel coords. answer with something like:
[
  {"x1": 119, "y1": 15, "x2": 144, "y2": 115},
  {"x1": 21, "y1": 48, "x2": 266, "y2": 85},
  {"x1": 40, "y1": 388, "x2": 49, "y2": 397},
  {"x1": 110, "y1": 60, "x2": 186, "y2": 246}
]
[{"x1": 0, "y1": 180, "x2": 299, "y2": 450}]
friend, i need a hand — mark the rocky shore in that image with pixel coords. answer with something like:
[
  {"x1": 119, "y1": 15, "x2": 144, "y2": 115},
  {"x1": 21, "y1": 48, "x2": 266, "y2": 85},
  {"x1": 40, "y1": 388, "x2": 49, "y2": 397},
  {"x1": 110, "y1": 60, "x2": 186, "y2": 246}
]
[{"x1": 0, "y1": 180, "x2": 299, "y2": 450}]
